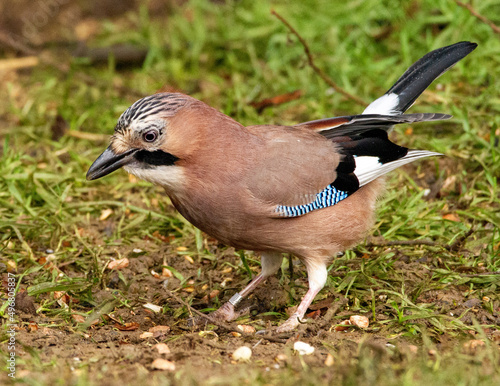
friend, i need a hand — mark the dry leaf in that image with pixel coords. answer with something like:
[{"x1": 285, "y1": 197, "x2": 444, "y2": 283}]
[
  {"x1": 28, "y1": 322, "x2": 39, "y2": 332},
  {"x1": 324, "y1": 353, "x2": 335, "y2": 366},
  {"x1": 333, "y1": 320, "x2": 351, "y2": 331},
  {"x1": 99, "y1": 208, "x2": 113, "y2": 221},
  {"x1": 305, "y1": 309, "x2": 321, "y2": 319},
  {"x1": 114, "y1": 322, "x2": 139, "y2": 331},
  {"x1": 143, "y1": 303, "x2": 162, "y2": 313},
  {"x1": 149, "y1": 325, "x2": 170, "y2": 334},
  {"x1": 72, "y1": 314, "x2": 85, "y2": 323},
  {"x1": 108, "y1": 258, "x2": 129, "y2": 270},
  {"x1": 162, "y1": 267, "x2": 173, "y2": 278},
  {"x1": 442, "y1": 213, "x2": 460, "y2": 222}
]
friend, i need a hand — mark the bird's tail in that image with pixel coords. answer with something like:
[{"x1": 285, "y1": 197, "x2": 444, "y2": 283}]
[{"x1": 362, "y1": 41, "x2": 477, "y2": 116}]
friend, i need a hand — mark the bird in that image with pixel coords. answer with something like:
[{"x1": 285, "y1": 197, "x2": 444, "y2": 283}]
[{"x1": 87, "y1": 41, "x2": 476, "y2": 333}]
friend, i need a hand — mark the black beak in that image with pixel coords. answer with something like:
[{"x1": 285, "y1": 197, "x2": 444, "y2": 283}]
[{"x1": 86, "y1": 147, "x2": 137, "y2": 180}]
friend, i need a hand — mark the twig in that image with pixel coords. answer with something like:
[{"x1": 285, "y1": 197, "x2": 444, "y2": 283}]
[
  {"x1": 365, "y1": 227, "x2": 474, "y2": 251},
  {"x1": 250, "y1": 90, "x2": 303, "y2": 113},
  {"x1": 0, "y1": 31, "x2": 144, "y2": 99},
  {"x1": 163, "y1": 288, "x2": 287, "y2": 343},
  {"x1": 318, "y1": 295, "x2": 348, "y2": 329},
  {"x1": 461, "y1": 271, "x2": 500, "y2": 277},
  {"x1": 271, "y1": 10, "x2": 367, "y2": 106},
  {"x1": 446, "y1": 227, "x2": 475, "y2": 252},
  {"x1": 454, "y1": 0, "x2": 500, "y2": 35},
  {"x1": 365, "y1": 238, "x2": 441, "y2": 248}
]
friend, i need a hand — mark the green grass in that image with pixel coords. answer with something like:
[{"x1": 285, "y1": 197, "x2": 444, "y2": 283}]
[{"x1": 1, "y1": 0, "x2": 499, "y2": 384}]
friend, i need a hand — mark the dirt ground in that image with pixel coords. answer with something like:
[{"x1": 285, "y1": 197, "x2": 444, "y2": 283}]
[{"x1": 4, "y1": 239, "x2": 499, "y2": 384}]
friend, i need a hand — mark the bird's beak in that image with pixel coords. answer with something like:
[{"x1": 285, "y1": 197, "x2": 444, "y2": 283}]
[{"x1": 86, "y1": 146, "x2": 137, "y2": 180}]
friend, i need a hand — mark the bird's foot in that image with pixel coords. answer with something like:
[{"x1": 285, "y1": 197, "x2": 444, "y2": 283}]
[
  {"x1": 188, "y1": 302, "x2": 250, "y2": 328},
  {"x1": 275, "y1": 313, "x2": 304, "y2": 333}
]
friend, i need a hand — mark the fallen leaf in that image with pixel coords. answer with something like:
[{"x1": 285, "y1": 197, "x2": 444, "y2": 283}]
[
  {"x1": 333, "y1": 320, "x2": 351, "y2": 331},
  {"x1": 114, "y1": 322, "x2": 139, "y2": 331},
  {"x1": 143, "y1": 303, "x2": 162, "y2": 313},
  {"x1": 108, "y1": 258, "x2": 129, "y2": 270},
  {"x1": 324, "y1": 353, "x2": 334, "y2": 366},
  {"x1": 250, "y1": 90, "x2": 303, "y2": 113},
  {"x1": 305, "y1": 309, "x2": 321, "y2": 319},
  {"x1": 28, "y1": 322, "x2": 39, "y2": 332},
  {"x1": 149, "y1": 325, "x2": 170, "y2": 334},
  {"x1": 99, "y1": 208, "x2": 113, "y2": 221},
  {"x1": 72, "y1": 314, "x2": 85, "y2": 323},
  {"x1": 162, "y1": 267, "x2": 173, "y2": 278},
  {"x1": 442, "y1": 213, "x2": 460, "y2": 222}
]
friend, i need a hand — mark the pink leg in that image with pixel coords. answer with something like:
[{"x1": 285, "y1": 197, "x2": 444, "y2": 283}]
[
  {"x1": 276, "y1": 259, "x2": 327, "y2": 333},
  {"x1": 210, "y1": 252, "x2": 283, "y2": 322}
]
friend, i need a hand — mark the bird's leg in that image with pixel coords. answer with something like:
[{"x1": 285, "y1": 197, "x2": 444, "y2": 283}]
[
  {"x1": 275, "y1": 259, "x2": 327, "y2": 333},
  {"x1": 210, "y1": 252, "x2": 283, "y2": 322}
]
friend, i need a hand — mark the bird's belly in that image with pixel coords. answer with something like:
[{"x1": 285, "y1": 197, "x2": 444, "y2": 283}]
[{"x1": 171, "y1": 180, "x2": 384, "y2": 258}]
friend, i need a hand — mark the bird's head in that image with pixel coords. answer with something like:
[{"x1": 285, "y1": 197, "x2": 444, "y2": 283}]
[{"x1": 86, "y1": 93, "x2": 193, "y2": 187}]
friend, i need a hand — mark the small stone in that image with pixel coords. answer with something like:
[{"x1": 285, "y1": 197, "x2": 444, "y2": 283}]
[
  {"x1": 408, "y1": 345, "x2": 418, "y2": 354},
  {"x1": 162, "y1": 268, "x2": 173, "y2": 278},
  {"x1": 463, "y1": 339, "x2": 485, "y2": 354},
  {"x1": 232, "y1": 346, "x2": 252, "y2": 362},
  {"x1": 151, "y1": 358, "x2": 176, "y2": 371},
  {"x1": 237, "y1": 324, "x2": 256, "y2": 334},
  {"x1": 275, "y1": 354, "x2": 288, "y2": 363},
  {"x1": 349, "y1": 315, "x2": 369, "y2": 329},
  {"x1": 324, "y1": 353, "x2": 334, "y2": 366},
  {"x1": 154, "y1": 343, "x2": 171, "y2": 355},
  {"x1": 99, "y1": 208, "x2": 113, "y2": 221},
  {"x1": 293, "y1": 341, "x2": 315, "y2": 355}
]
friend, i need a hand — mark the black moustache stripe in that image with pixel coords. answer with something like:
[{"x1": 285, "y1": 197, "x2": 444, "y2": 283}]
[{"x1": 134, "y1": 150, "x2": 179, "y2": 166}]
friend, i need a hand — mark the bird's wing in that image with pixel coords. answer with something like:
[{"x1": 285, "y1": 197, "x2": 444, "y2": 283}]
[
  {"x1": 244, "y1": 125, "x2": 358, "y2": 218},
  {"x1": 244, "y1": 124, "x2": 439, "y2": 219},
  {"x1": 295, "y1": 112, "x2": 450, "y2": 139}
]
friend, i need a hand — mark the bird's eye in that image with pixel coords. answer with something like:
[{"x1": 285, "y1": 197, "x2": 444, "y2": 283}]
[{"x1": 143, "y1": 130, "x2": 158, "y2": 142}]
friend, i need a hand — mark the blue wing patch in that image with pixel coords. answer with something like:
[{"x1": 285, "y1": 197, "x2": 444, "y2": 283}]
[{"x1": 275, "y1": 184, "x2": 349, "y2": 217}]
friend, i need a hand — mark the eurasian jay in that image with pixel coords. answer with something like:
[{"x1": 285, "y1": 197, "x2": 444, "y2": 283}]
[{"x1": 87, "y1": 41, "x2": 476, "y2": 332}]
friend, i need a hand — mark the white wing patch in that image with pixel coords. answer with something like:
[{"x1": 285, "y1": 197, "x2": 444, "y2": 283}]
[
  {"x1": 362, "y1": 93, "x2": 400, "y2": 115},
  {"x1": 354, "y1": 150, "x2": 443, "y2": 187}
]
